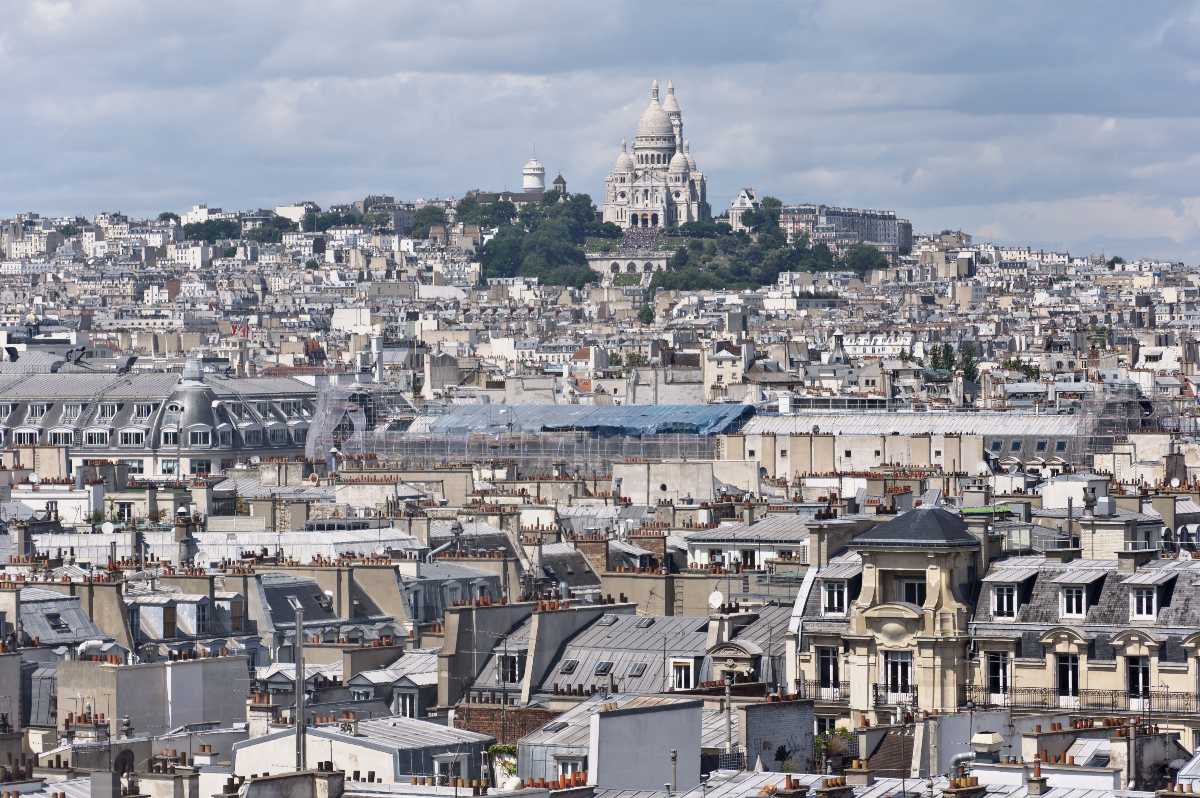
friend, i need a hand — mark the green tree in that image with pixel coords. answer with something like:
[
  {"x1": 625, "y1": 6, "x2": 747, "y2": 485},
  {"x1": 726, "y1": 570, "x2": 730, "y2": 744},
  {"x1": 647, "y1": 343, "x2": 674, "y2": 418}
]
[
  {"x1": 638, "y1": 304, "x2": 654, "y2": 325},
  {"x1": 941, "y1": 343, "x2": 954, "y2": 371},
  {"x1": 184, "y1": 219, "x2": 240, "y2": 243},
  {"x1": 841, "y1": 244, "x2": 888, "y2": 276},
  {"x1": 958, "y1": 341, "x2": 979, "y2": 382},
  {"x1": 158, "y1": 211, "x2": 180, "y2": 224},
  {"x1": 411, "y1": 205, "x2": 447, "y2": 238}
]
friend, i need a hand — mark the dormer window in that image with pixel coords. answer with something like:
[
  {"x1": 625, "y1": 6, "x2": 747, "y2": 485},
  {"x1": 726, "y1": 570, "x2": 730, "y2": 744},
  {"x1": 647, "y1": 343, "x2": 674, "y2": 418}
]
[
  {"x1": 134, "y1": 403, "x2": 156, "y2": 420},
  {"x1": 27, "y1": 403, "x2": 48, "y2": 420},
  {"x1": 1131, "y1": 587, "x2": 1156, "y2": 620},
  {"x1": 823, "y1": 581, "x2": 846, "y2": 616},
  {"x1": 498, "y1": 654, "x2": 524, "y2": 684},
  {"x1": 993, "y1": 584, "x2": 1017, "y2": 618},
  {"x1": 63, "y1": 404, "x2": 82, "y2": 420},
  {"x1": 99, "y1": 402, "x2": 119, "y2": 420},
  {"x1": 1061, "y1": 586, "x2": 1086, "y2": 618}
]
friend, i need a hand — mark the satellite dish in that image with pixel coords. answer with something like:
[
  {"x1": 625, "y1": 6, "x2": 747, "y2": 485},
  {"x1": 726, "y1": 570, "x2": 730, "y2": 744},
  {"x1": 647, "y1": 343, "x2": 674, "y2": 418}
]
[
  {"x1": 101, "y1": 521, "x2": 115, "y2": 534},
  {"x1": 28, "y1": 472, "x2": 40, "y2": 485},
  {"x1": 708, "y1": 590, "x2": 725, "y2": 611},
  {"x1": 1172, "y1": 477, "x2": 1182, "y2": 488}
]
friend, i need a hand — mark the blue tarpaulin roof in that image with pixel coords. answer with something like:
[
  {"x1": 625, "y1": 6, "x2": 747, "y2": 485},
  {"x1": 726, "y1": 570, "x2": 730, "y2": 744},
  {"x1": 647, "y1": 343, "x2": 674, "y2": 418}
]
[{"x1": 420, "y1": 404, "x2": 754, "y2": 437}]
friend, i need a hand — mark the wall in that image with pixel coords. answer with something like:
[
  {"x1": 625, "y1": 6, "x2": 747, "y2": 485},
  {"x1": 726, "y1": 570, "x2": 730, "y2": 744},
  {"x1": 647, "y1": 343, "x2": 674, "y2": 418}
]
[
  {"x1": 738, "y1": 698, "x2": 814, "y2": 773},
  {"x1": 588, "y1": 701, "x2": 701, "y2": 790},
  {"x1": 58, "y1": 656, "x2": 249, "y2": 738},
  {"x1": 453, "y1": 703, "x2": 561, "y2": 745},
  {"x1": 0, "y1": 652, "x2": 22, "y2": 729},
  {"x1": 439, "y1": 602, "x2": 535, "y2": 708}
]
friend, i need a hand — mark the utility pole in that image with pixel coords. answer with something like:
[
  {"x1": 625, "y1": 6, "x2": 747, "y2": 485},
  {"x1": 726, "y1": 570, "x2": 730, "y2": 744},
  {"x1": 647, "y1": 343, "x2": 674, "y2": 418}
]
[{"x1": 287, "y1": 596, "x2": 306, "y2": 772}]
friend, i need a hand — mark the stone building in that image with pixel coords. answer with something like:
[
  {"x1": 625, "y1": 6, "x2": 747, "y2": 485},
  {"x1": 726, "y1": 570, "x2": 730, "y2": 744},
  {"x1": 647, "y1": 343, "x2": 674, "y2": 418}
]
[{"x1": 601, "y1": 81, "x2": 709, "y2": 229}]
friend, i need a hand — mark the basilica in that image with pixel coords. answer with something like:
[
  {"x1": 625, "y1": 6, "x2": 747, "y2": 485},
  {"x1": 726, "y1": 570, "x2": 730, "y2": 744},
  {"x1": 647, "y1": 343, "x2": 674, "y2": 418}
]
[{"x1": 601, "y1": 80, "x2": 710, "y2": 230}]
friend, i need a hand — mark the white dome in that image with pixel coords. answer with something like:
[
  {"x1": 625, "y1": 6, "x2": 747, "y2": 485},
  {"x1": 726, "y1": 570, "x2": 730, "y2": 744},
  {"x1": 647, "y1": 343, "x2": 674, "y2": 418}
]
[
  {"x1": 661, "y1": 80, "x2": 680, "y2": 114},
  {"x1": 636, "y1": 100, "x2": 674, "y2": 139},
  {"x1": 523, "y1": 157, "x2": 544, "y2": 173},
  {"x1": 669, "y1": 150, "x2": 689, "y2": 172},
  {"x1": 614, "y1": 140, "x2": 634, "y2": 172}
]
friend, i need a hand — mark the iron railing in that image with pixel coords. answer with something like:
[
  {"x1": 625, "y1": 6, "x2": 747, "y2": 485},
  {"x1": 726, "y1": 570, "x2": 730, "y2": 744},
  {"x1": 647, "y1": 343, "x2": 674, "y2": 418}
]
[
  {"x1": 872, "y1": 684, "x2": 918, "y2": 708},
  {"x1": 798, "y1": 680, "x2": 851, "y2": 703},
  {"x1": 960, "y1": 684, "x2": 1200, "y2": 714}
]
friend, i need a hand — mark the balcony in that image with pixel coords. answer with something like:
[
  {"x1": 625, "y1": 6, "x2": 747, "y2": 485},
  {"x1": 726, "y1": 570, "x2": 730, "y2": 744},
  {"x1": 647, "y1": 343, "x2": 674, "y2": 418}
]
[
  {"x1": 960, "y1": 684, "x2": 1200, "y2": 714},
  {"x1": 798, "y1": 680, "x2": 850, "y2": 703},
  {"x1": 872, "y1": 684, "x2": 917, "y2": 708}
]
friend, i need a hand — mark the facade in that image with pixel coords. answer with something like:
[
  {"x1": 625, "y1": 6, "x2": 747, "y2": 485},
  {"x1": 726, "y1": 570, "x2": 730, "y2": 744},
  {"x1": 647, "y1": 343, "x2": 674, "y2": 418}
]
[
  {"x1": 602, "y1": 81, "x2": 709, "y2": 229},
  {"x1": 0, "y1": 359, "x2": 316, "y2": 480}
]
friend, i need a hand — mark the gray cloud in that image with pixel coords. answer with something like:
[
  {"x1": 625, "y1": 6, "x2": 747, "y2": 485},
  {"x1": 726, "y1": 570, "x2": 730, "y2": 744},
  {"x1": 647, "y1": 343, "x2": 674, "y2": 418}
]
[{"x1": 2, "y1": 0, "x2": 1200, "y2": 258}]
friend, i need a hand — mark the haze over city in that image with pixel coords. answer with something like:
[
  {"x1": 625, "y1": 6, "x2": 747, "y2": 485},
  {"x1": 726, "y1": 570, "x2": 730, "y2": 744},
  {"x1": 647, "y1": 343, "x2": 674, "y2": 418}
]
[{"x1": 6, "y1": 1, "x2": 1200, "y2": 257}]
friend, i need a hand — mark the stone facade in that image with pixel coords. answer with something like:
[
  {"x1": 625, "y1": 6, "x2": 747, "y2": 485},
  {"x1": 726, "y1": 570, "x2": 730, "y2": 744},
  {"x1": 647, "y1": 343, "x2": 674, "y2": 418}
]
[{"x1": 602, "y1": 81, "x2": 709, "y2": 230}]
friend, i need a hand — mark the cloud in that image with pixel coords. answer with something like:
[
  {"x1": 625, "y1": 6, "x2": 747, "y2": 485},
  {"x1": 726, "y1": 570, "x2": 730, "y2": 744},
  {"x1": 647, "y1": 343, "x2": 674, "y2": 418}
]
[{"x1": 2, "y1": 0, "x2": 1200, "y2": 258}]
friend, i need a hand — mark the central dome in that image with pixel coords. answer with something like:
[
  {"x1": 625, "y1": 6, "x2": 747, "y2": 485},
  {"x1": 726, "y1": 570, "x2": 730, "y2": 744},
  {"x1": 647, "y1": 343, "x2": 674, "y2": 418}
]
[{"x1": 636, "y1": 100, "x2": 674, "y2": 139}]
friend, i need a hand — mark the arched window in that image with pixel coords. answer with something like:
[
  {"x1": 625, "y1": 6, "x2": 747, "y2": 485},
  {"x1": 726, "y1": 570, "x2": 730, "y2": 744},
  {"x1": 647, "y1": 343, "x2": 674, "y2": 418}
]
[
  {"x1": 643, "y1": 263, "x2": 654, "y2": 272},
  {"x1": 627, "y1": 262, "x2": 637, "y2": 273},
  {"x1": 651, "y1": 213, "x2": 659, "y2": 226},
  {"x1": 610, "y1": 262, "x2": 620, "y2": 273}
]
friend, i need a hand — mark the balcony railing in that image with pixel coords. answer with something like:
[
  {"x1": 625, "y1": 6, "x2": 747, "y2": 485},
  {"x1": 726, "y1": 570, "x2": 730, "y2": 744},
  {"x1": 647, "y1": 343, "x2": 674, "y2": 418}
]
[
  {"x1": 798, "y1": 680, "x2": 850, "y2": 703},
  {"x1": 872, "y1": 684, "x2": 917, "y2": 708},
  {"x1": 960, "y1": 684, "x2": 1200, "y2": 714}
]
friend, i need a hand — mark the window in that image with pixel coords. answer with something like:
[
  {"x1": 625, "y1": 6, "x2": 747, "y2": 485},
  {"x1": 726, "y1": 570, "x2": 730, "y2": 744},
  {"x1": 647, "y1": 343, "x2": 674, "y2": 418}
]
[
  {"x1": 121, "y1": 459, "x2": 144, "y2": 475},
  {"x1": 817, "y1": 646, "x2": 840, "y2": 689},
  {"x1": 1010, "y1": 440, "x2": 1022, "y2": 452},
  {"x1": 1055, "y1": 441, "x2": 1067, "y2": 452},
  {"x1": 27, "y1": 403, "x2": 48, "y2": 420},
  {"x1": 779, "y1": 449, "x2": 787, "y2": 457},
  {"x1": 1036, "y1": 440, "x2": 1048, "y2": 452},
  {"x1": 189, "y1": 429, "x2": 211, "y2": 446},
  {"x1": 351, "y1": 688, "x2": 373, "y2": 702},
  {"x1": 84, "y1": 430, "x2": 108, "y2": 446},
  {"x1": 1131, "y1": 587, "x2": 1155, "y2": 619},
  {"x1": 134, "y1": 403, "x2": 156, "y2": 419},
  {"x1": 672, "y1": 660, "x2": 693, "y2": 690},
  {"x1": 993, "y1": 585, "x2": 1017, "y2": 618},
  {"x1": 990, "y1": 440, "x2": 1003, "y2": 452},
  {"x1": 161, "y1": 429, "x2": 179, "y2": 446},
  {"x1": 747, "y1": 449, "x2": 755, "y2": 458},
  {"x1": 901, "y1": 579, "x2": 927, "y2": 606},
  {"x1": 499, "y1": 654, "x2": 523, "y2": 684},
  {"x1": 190, "y1": 459, "x2": 211, "y2": 476},
  {"x1": 219, "y1": 430, "x2": 233, "y2": 446},
  {"x1": 398, "y1": 692, "x2": 417, "y2": 718},
  {"x1": 559, "y1": 660, "x2": 579, "y2": 674},
  {"x1": 119, "y1": 430, "x2": 145, "y2": 446},
  {"x1": 161, "y1": 459, "x2": 179, "y2": 475},
  {"x1": 627, "y1": 662, "x2": 647, "y2": 678},
  {"x1": 823, "y1": 581, "x2": 846, "y2": 615},
  {"x1": 883, "y1": 651, "x2": 912, "y2": 697},
  {"x1": 49, "y1": 430, "x2": 72, "y2": 446},
  {"x1": 99, "y1": 402, "x2": 119, "y2": 420},
  {"x1": 844, "y1": 450, "x2": 852, "y2": 458},
  {"x1": 816, "y1": 717, "x2": 838, "y2": 736},
  {"x1": 1127, "y1": 655, "x2": 1150, "y2": 698},
  {"x1": 986, "y1": 652, "x2": 1010, "y2": 696},
  {"x1": 594, "y1": 661, "x2": 613, "y2": 676},
  {"x1": 45, "y1": 612, "x2": 70, "y2": 633},
  {"x1": 63, "y1": 404, "x2": 82, "y2": 420},
  {"x1": 1061, "y1": 586, "x2": 1085, "y2": 617},
  {"x1": 558, "y1": 759, "x2": 586, "y2": 778},
  {"x1": 13, "y1": 431, "x2": 37, "y2": 446},
  {"x1": 293, "y1": 428, "x2": 307, "y2": 444},
  {"x1": 269, "y1": 428, "x2": 288, "y2": 445},
  {"x1": 243, "y1": 429, "x2": 262, "y2": 446}
]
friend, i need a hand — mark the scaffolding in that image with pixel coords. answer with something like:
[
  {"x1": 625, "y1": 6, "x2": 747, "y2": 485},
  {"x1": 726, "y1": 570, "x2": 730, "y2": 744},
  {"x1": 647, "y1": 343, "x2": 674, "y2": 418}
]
[{"x1": 305, "y1": 383, "x2": 723, "y2": 476}]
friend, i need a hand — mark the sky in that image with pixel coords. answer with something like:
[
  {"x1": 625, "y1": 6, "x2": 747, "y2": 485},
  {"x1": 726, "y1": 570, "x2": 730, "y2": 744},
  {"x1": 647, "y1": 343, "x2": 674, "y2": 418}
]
[{"x1": 4, "y1": 0, "x2": 1200, "y2": 259}]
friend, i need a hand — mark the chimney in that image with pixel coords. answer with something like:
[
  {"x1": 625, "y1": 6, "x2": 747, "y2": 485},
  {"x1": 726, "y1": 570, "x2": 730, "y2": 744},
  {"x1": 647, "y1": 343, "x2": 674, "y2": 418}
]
[
  {"x1": 1026, "y1": 758, "x2": 1049, "y2": 796},
  {"x1": 843, "y1": 759, "x2": 873, "y2": 786},
  {"x1": 193, "y1": 743, "x2": 219, "y2": 768}
]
